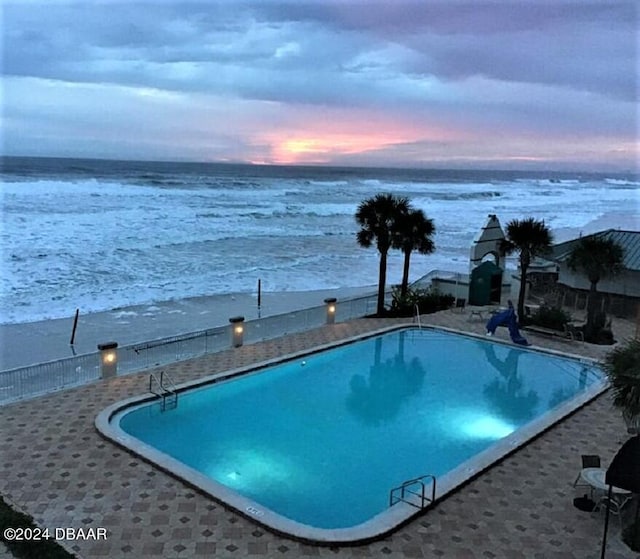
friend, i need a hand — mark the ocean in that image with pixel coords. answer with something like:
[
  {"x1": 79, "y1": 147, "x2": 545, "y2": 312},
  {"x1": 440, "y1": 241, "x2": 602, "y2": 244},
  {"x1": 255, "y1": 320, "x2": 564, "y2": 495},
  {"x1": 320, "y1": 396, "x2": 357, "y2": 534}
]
[{"x1": 1, "y1": 156, "x2": 638, "y2": 325}]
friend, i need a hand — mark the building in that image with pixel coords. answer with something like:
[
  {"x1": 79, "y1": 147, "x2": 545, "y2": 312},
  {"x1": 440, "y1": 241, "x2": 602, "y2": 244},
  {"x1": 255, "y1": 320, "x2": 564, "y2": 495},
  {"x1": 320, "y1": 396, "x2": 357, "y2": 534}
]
[
  {"x1": 529, "y1": 229, "x2": 640, "y2": 318},
  {"x1": 551, "y1": 229, "x2": 640, "y2": 298}
]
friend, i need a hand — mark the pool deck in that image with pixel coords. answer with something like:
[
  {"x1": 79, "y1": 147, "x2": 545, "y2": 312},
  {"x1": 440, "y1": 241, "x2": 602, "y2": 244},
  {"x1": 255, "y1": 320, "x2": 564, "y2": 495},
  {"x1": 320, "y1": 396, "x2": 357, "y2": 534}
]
[{"x1": 1, "y1": 309, "x2": 638, "y2": 558}]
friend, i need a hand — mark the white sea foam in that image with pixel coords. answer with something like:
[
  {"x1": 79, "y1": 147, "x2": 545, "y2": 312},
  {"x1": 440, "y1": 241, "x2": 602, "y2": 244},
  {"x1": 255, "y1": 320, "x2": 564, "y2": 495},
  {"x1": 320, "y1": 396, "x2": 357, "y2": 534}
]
[
  {"x1": 112, "y1": 310, "x2": 138, "y2": 318},
  {"x1": 1, "y1": 160, "x2": 638, "y2": 324},
  {"x1": 605, "y1": 178, "x2": 639, "y2": 187}
]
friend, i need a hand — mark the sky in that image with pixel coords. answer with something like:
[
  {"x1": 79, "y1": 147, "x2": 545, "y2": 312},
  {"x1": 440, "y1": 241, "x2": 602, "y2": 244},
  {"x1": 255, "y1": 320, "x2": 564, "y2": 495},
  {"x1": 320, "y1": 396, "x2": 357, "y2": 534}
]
[{"x1": 2, "y1": 0, "x2": 639, "y2": 171}]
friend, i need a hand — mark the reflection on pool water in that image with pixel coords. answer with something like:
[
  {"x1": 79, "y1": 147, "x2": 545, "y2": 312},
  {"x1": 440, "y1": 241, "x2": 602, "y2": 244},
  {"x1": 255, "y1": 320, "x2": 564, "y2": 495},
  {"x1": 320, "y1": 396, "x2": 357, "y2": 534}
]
[
  {"x1": 104, "y1": 327, "x2": 604, "y2": 541},
  {"x1": 457, "y1": 413, "x2": 516, "y2": 439}
]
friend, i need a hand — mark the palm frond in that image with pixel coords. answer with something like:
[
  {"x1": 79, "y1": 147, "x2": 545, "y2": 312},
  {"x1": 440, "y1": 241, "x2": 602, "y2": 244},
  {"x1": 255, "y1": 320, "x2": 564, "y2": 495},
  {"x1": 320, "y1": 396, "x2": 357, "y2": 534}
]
[
  {"x1": 505, "y1": 217, "x2": 554, "y2": 258},
  {"x1": 355, "y1": 193, "x2": 412, "y2": 251},
  {"x1": 392, "y1": 209, "x2": 436, "y2": 254},
  {"x1": 567, "y1": 236, "x2": 625, "y2": 285},
  {"x1": 603, "y1": 339, "x2": 640, "y2": 419}
]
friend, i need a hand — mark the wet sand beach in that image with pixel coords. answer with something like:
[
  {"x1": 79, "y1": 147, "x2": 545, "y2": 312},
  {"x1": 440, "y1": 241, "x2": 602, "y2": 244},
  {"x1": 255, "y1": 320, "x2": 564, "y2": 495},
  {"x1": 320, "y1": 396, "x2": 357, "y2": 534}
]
[{"x1": 0, "y1": 285, "x2": 376, "y2": 370}]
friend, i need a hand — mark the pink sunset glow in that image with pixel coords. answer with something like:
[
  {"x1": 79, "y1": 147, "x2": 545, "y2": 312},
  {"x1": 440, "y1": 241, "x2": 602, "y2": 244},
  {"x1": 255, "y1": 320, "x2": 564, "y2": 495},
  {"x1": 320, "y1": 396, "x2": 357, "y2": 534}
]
[{"x1": 253, "y1": 110, "x2": 460, "y2": 165}]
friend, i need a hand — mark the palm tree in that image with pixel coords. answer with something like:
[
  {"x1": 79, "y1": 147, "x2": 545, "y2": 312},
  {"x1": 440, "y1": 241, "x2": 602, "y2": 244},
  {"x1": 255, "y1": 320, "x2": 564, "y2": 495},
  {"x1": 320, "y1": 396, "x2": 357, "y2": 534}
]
[
  {"x1": 603, "y1": 338, "x2": 640, "y2": 433},
  {"x1": 393, "y1": 208, "x2": 435, "y2": 298},
  {"x1": 567, "y1": 236, "x2": 624, "y2": 341},
  {"x1": 501, "y1": 218, "x2": 553, "y2": 324},
  {"x1": 355, "y1": 193, "x2": 410, "y2": 315}
]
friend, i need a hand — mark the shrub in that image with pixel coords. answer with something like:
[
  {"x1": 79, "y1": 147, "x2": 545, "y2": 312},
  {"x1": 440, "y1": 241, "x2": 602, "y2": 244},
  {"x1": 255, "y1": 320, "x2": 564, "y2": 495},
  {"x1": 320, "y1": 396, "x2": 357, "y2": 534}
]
[
  {"x1": 603, "y1": 338, "x2": 640, "y2": 432},
  {"x1": 388, "y1": 286, "x2": 455, "y2": 317},
  {"x1": 585, "y1": 310, "x2": 615, "y2": 345},
  {"x1": 528, "y1": 305, "x2": 572, "y2": 330}
]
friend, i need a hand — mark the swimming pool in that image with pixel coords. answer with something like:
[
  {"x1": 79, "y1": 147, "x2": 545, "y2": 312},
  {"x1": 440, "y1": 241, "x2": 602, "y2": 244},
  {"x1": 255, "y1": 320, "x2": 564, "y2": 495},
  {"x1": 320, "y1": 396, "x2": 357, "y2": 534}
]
[{"x1": 96, "y1": 326, "x2": 605, "y2": 543}]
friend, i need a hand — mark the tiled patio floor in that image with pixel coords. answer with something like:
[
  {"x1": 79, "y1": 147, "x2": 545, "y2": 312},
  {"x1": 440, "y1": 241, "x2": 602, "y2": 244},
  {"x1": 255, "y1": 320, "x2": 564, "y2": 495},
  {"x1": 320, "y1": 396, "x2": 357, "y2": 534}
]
[{"x1": 1, "y1": 311, "x2": 638, "y2": 558}]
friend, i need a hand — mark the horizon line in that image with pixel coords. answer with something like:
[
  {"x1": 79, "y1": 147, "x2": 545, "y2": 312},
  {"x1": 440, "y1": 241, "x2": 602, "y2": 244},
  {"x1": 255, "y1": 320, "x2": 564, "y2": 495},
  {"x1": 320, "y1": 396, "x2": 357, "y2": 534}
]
[{"x1": 2, "y1": 153, "x2": 637, "y2": 177}]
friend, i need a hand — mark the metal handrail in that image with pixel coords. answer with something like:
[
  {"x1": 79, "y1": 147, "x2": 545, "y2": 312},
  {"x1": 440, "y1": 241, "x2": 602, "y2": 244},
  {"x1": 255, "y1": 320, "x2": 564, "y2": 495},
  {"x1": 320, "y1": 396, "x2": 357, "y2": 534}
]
[
  {"x1": 133, "y1": 329, "x2": 224, "y2": 353},
  {"x1": 148, "y1": 371, "x2": 162, "y2": 395},
  {"x1": 149, "y1": 371, "x2": 178, "y2": 411},
  {"x1": 414, "y1": 304, "x2": 422, "y2": 329},
  {"x1": 159, "y1": 370, "x2": 177, "y2": 393},
  {"x1": 389, "y1": 474, "x2": 436, "y2": 510}
]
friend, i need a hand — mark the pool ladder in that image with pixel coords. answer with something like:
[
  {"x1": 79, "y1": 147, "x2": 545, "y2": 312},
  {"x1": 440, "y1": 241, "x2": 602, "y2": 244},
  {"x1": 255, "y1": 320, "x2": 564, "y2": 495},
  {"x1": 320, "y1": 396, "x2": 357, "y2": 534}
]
[
  {"x1": 149, "y1": 371, "x2": 178, "y2": 411},
  {"x1": 389, "y1": 474, "x2": 436, "y2": 510},
  {"x1": 413, "y1": 304, "x2": 422, "y2": 329}
]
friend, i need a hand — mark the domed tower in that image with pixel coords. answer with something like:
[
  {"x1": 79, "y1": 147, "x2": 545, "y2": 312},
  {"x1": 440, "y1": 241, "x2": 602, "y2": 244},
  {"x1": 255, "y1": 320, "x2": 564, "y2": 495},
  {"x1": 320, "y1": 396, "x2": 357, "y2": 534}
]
[
  {"x1": 469, "y1": 214, "x2": 505, "y2": 270},
  {"x1": 468, "y1": 215, "x2": 505, "y2": 305}
]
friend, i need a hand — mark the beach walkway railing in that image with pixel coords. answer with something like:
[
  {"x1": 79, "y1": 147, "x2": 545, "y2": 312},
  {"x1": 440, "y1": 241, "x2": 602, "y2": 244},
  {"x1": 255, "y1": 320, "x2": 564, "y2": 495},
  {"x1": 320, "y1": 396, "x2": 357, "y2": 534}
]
[{"x1": 0, "y1": 291, "x2": 381, "y2": 405}]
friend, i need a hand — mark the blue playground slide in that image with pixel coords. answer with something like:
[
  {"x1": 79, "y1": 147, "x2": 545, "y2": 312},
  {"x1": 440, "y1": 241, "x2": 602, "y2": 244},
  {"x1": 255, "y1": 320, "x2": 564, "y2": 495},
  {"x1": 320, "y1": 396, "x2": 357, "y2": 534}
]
[{"x1": 486, "y1": 306, "x2": 530, "y2": 346}]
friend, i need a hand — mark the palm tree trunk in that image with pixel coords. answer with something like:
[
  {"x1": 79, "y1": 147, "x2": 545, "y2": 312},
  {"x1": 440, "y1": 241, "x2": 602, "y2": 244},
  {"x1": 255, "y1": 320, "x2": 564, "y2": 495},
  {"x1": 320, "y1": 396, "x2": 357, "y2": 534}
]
[
  {"x1": 397, "y1": 331, "x2": 405, "y2": 363},
  {"x1": 517, "y1": 263, "x2": 527, "y2": 325},
  {"x1": 374, "y1": 337, "x2": 382, "y2": 366},
  {"x1": 377, "y1": 250, "x2": 388, "y2": 315},
  {"x1": 585, "y1": 281, "x2": 599, "y2": 339},
  {"x1": 401, "y1": 249, "x2": 411, "y2": 298}
]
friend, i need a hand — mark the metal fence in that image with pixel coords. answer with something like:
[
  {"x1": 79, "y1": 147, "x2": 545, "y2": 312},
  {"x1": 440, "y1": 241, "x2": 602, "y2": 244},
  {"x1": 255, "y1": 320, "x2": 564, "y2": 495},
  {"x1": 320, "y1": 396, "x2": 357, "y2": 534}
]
[
  {"x1": 0, "y1": 292, "x2": 379, "y2": 405},
  {"x1": 0, "y1": 352, "x2": 101, "y2": 405}
]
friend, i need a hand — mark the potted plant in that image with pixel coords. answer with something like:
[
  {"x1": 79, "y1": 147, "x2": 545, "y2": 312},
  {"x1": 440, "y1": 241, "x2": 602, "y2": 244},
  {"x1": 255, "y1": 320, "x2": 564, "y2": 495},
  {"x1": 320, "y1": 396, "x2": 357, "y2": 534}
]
[{"x1": 603, "y1": 338, "x2": 640, "y2": 434}]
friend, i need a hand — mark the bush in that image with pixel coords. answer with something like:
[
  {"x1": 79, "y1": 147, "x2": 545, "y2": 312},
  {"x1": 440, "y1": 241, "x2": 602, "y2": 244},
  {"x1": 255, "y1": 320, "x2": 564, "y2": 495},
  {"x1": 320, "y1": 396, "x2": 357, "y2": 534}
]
[
  {"x1": 388, "y1": 286, "x2": 455, "y2": 317},
  {"x1": 528, "y1": 305, "x2": 572, "y2": 330},
  {"x1": 584, "y1": 311, "x2": 615, "y2": 345},
  {"x1": 603, "y1": 338, "x2": 640, "y2": 432}
]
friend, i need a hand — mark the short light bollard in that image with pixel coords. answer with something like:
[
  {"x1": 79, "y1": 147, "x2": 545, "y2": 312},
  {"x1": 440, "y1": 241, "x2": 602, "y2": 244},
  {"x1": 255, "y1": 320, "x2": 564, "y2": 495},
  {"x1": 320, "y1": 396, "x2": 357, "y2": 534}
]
[
  {"x1": 229, "y1": 316, "x2": 245, "y2": 347},
  {"x1": 97, "y1": 341, "x2": 118, "y2": 379},
  {"x1": 324, "y1": 297, "x2": 337, "y2": 325}
]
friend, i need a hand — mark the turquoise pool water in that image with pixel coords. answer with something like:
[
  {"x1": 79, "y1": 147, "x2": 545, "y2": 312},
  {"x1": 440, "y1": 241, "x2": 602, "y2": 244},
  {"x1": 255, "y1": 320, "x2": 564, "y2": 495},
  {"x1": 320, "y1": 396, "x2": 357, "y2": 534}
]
[{"x1": 116, "y1": 328, "x2": 602, "y2": 532}]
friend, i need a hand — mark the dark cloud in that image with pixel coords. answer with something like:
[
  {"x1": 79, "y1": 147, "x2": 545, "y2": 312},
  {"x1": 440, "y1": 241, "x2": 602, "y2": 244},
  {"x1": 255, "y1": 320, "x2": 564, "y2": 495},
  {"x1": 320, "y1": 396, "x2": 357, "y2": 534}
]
[
  {"x1": 256, "y1": 1, "x2": 638, "y2": 99},
  {"x1": 6, "y1": 1, "x2": 637, "y2": 100},
  {"x1": 2, "y1": 1, "x2": 638, "y2": 169}
]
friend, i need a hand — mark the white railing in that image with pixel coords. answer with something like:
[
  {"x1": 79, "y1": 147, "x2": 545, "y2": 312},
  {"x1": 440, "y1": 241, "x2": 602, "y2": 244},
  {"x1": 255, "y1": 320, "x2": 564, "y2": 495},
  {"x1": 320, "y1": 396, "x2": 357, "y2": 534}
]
[
  {"x1": 0, "y1": 291, "x2": 381, "y2": 405},
  {"x1": 0, "y1": 352, "x2": 101, "y2": 405}
]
